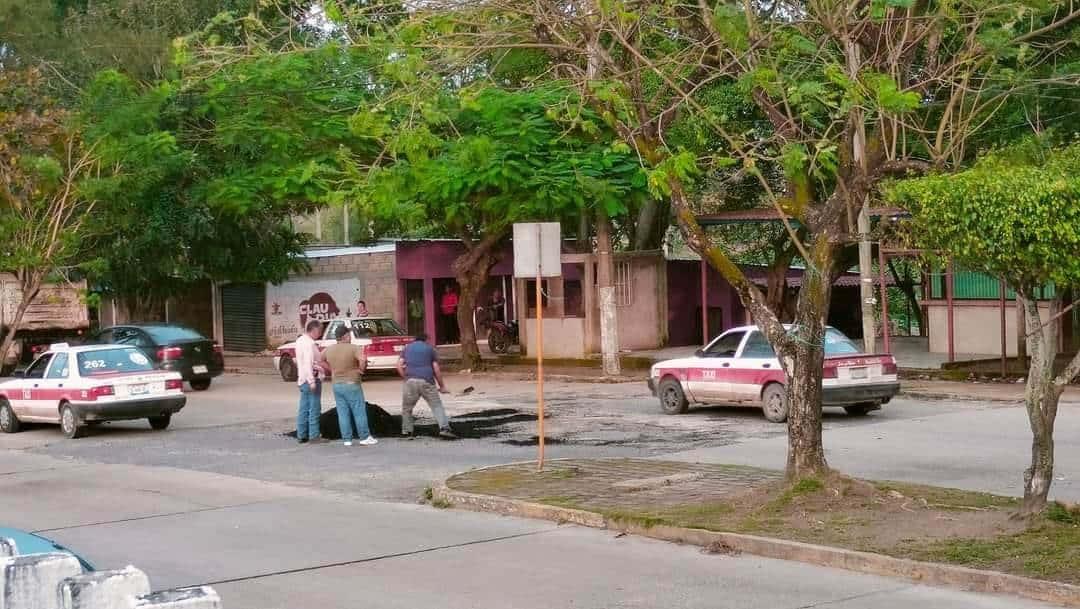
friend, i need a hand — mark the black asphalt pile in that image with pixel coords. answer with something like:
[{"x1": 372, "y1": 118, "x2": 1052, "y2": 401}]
[{"x1": 286, "y1": 404, "x2": 534, "y2": 440}]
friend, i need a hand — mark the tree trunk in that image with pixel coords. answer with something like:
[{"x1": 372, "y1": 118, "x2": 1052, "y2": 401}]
[
  {"x1": 888, "y1": 260, "x2": 923, "y2": 330},
  {"x1": 765, "y1": 240, "x2": 797, "y2": 322},
  {"x1": 596, "y1": 212, "x2": 621, "y2": 376},
  {"x1": 1018, "y1": 292, "x2": 1061, "y2": 516},
  {"x1": 782, "y1": 234, "x2": 834, "y2": 479},
  {"x1": 0, "y1": 273, "x2": 44, "y2": 373},
  {"x1": 632, "y1": 198, "x2": 668, "y2": 250},
  {"x1": 452, "y1": 239, "x2": 500, "y2": 371}
]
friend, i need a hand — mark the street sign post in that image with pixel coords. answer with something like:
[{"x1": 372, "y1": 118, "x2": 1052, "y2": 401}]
[{"x1": 513, "y1": 222, "x2": 561, "y2": 470}]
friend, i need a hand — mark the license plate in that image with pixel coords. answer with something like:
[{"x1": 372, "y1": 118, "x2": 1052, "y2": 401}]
[
  {"x1": 129, "y1": 383, "x2": 148, "y2": 395},
  {"x1": 192, "y1": 365, "x2": 208, "y2": 374},
  {"x1": 850, "y1": 367, "x2": 868, "y2": 379}
]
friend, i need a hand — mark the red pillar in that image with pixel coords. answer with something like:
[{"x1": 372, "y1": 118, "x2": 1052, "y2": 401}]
[
  {"x1": 946, "y1": 260, "x2": 955, "y2": 362},
  {"x1": 700, "y1": 258, "x2": 709, "y2": 345},
  {"x1": 1000, "y1": 278, "x2": 1007, "y2": 377},
  {"x1": 423, "y1": 277, "x2": 437, "y2": 343},
  {"x1": 878, "y1": 248, "x2": 890, "y2": 354}
]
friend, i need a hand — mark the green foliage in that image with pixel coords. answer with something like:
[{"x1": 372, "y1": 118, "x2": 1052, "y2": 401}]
[
  {"x1": 893, "y1": 141, "x2": 1080, "y2": 291},
  {"x1": 365, "y1": 86, "x2": 650, "y2": 239}
]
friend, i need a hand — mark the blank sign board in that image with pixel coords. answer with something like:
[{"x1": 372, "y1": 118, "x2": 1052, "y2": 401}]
[{"x1": 513, "y1": 222, "x2": 562, "y2": 278}]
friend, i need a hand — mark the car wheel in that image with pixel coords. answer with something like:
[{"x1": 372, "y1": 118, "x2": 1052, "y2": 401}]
[
  {"x1": 60, "y1": 404, "x2": 84, "y2": 439},
  {"x1": 148, "y1": 414, "x2": 172, "y2": 430},
  {"x1": 190, "y1": 379, "x2": 211, "y2": 391},
  {"x1": 279, "y1": 356, "x2": 298, "y2": 383},
  {"x1": 0, "y1": 399, "x2": 21, "y2": 433},
  {"x1": 761, "y1": 383, "x2": 788, "y2": 423},
  {"x1": 844, "y1": 403, "x2": 876, "y2": 417},
  {"x1": 658, "y1": 377, "x2": 689, "y2": 414}
]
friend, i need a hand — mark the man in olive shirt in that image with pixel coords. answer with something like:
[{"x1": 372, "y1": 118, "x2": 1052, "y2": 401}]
[{"x1": 320, "y1": 325, "x2": 377, "y2": 447}]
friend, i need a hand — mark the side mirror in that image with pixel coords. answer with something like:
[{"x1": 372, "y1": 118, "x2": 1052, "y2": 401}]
[
  {"x1": 11, "y1": 368, "x2": 25, "y2": 378},
  {"x1": 694, "y1": 348, "x2": 704, "y2": 357}
]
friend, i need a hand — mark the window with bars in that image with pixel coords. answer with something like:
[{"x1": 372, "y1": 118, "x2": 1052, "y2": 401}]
[{"x1": 615, "y1": 261, "x2": 632, "y2": 307}]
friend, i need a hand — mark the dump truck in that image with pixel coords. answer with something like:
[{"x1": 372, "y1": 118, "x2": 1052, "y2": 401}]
[{"x1": 1, "y1": 274, "x2": 90, "y2": 375}]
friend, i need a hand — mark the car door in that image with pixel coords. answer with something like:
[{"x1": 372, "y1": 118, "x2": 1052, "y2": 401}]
[
  {"x1": 16, "y1": 353, "x2": 53, "y2": 421},
  {"x1": 732, "y1": 331, "x2": 780, "y2": 402},
  {"x1": 688, "y1": 330, "x2": 745, "y2": 402},
  {"x1": 33, "y1": 353, "x2": 71, "y2": 420}
]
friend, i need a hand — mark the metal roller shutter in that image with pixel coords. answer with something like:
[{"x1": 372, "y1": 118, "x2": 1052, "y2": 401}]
[{"x1": 221, "y1": 283, "x2": 266, "y2": 352}]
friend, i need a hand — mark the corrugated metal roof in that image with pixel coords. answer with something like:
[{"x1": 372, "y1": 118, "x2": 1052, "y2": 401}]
[
  {"x1": 301, "y1": 243, "x2": 397, "y2": 258},
  {"x1": 696, "y1": 207, "x2": 909, "y2": 225}
]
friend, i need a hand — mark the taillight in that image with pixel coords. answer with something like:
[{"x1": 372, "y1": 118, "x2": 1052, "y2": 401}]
[
  {"x1": 165, "y1": 379, "x2": 183, "y2": 390},
  {"x1": 882, "y1": 359, "x2": 898, "y2": 375},
  {"x1": 823, "y1": 367, "x2": 838, "y2": 379},
  {"x1": 157, "y1": 346, "x2": 183, "y2": 360},
  {"x1": 90, "y1": 385, "x2": 114, "y2": 398},
  {"x1": 213, "y1": 343, "x2": 223, "y2": 354}
]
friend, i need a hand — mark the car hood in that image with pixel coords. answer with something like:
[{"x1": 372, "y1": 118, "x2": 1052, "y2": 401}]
[
  {"x1": 652, "y1": 357, "x2": 704, "y2": 370},
  {"x1": 0, "y1": 526, "x2": 95, "y2": 571}
]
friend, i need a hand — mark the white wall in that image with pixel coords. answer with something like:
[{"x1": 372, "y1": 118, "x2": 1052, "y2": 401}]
[
  {"x1": 525, "y1": 318, "x2": 586, "y2": 359},
  {"x1": 927, "y1": 301, "x2": 1050, "y2": 356}
]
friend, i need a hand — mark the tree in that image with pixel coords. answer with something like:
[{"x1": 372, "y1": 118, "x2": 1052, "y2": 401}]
[
  {"x1": 0, "y1": 68, "x2": 101, "y2": 361},
  {"x1": 401, "y1": 0, "x2": 1080, "y2": 479},
  {"x1": 79, "y1": 42, "x2": 389, "y2": 310},
  {"x1": 362, "y1": 86, "x2": 649, "y2": 369},
  {"x1": 894, "y1": 141, "x2": 1080, "y2": 516}
]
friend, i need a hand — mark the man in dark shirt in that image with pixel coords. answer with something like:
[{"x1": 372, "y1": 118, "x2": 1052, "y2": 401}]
[{"x1": 397, "y1": 333, "x2": 456, "y2": 439}]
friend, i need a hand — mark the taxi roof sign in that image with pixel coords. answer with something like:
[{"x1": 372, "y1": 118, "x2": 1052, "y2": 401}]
[{"x1": 48, "y1": 342, "x2": 71, "y2": 351}]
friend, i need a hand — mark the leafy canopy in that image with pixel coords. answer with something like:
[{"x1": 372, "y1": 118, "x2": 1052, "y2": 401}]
[{"x1": 892, "y1": 140, "x2": 1080, "y2": 291}]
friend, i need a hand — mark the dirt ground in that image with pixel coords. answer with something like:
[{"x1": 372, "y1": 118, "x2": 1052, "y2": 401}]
[{"x1": 448, "y1": 461, "x2": 1080, "y2": 584}]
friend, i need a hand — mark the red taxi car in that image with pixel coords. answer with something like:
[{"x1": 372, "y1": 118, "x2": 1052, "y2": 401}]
[
  {"x1": 648, "y1": 325, "x2": 899, "y2": 422},
  {"x1": 273, "y1": 317, "x2": 414, "y2": 382},
  {"x1": 0, "y1": 343, "x2": 186, "y2": 438}
]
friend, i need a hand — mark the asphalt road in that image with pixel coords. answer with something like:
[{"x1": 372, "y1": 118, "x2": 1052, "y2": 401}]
[{"x1": 0, "y1": 372, "x2": 1065, "y2": 608}]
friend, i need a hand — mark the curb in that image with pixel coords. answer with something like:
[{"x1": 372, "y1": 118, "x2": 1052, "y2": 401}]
[{"x1": 433, "y1": 483, "x2": 1080, "y2": 607}]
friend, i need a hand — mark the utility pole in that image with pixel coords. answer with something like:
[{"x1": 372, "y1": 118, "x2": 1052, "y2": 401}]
[
  {"x1": 848, "y1": 38, "x2": 876, "y2": 353},
  {"x1": 596, "y1": 212, "x2": 621, "y2": 376}
]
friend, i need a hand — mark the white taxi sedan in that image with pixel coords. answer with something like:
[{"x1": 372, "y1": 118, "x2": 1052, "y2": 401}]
[
  {"x1": 648, "y1": 325, "x2": 900, "y2": 422},
  {"x1": 0, "y1": 343, "x2": 186, "y2": 439}
]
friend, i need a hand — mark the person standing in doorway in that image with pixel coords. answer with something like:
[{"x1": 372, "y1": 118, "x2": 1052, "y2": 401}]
[
  {"x1": 439, "y1": 284, "x2": 459, "y2": 344},
  {"x1": 397, "y1": 332, "x2": 456, "y2": 439},
  {"x1": 321, "y1": 325, "x2": 377, "y2": 447},
  {"x1": 295, "y1": 320, "x2": 324, "y2": 444},
  {"x1": 407, "y1": 295, "x2": 424, "y2": 336}
]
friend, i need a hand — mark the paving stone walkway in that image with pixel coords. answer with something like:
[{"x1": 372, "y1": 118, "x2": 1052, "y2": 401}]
[{"x1": 447, "y1": 458, "x2": 781, "y2": 511}]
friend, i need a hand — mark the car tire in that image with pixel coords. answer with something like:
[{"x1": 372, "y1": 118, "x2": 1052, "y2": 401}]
[
  {"x1": 844, "y1": 403, "x2": 876, "y2": 417},
  {"x1": 0, "y1": 399, "x2": 21, "y2": 433},
  {"x1": 60, "y1": 403, "x2": 84, "y2": 439},
  {"x1": 148, "y1": 414, "x2": 172, "y2": 430},
  {"x1": 761, "y1": 383, "x2": 788, "y2": 423},
  {"x1": 658, "y1": 377, "x2": 689, "y2": 415},
  {"x1": 279, "y1": 356, "x2": 298, "y2": 383},
  {"x1": 190, "y1": 379, "x2": 211, "y2": 391}
]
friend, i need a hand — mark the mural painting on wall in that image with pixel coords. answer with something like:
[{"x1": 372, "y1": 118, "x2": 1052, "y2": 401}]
[{"x1": 267, "y1": 278, "x2": 363, "y2": 345}]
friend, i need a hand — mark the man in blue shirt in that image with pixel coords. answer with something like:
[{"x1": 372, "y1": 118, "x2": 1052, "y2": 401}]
[{"x1": 397, "y1": 333, "x2": 456, "y2": 439}]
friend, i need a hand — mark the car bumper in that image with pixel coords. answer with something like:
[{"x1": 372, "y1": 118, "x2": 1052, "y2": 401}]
[
  {"x1": 366, "y1": 354, "x2": 400, "y2": 370},
  {"x1": 160, "y1": 361, "x2": 224, "y2": 380},
  {"x1": 823, "y1": 382, "x2": 900, "y2": 406},
  {"x1": 74, "y1": 395, "x2": 186, "y2": 422}
]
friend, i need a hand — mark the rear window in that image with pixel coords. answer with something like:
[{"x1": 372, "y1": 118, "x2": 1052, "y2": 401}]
[
  {"x1": 77, "y1": 348, "x2": 155, "y2": 376},
  {"x1": 824, "y1": 329, "x2": 861, "y2": 355},
  {"x1": 349, "y1": 318, "x2": 405, "y2": 337},
  {"x1": 143, "y1": 326, "x2": 205, "y2": 342}
]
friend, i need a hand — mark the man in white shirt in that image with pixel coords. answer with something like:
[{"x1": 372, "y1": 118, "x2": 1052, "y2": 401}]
[{"x1": 296, "y1": 320, "x2": 325, "y2": 444}]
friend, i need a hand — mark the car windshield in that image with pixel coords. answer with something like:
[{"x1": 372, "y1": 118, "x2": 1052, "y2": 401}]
[
  {"x1": 824, "y1": 328, "x2": 862, "y2": 355},
  {"x1": 349, "y1": 318, "x2": 405, "y2": 337},
  {"x1": 77, "y1": 347, "x2": 155, "y2": 376},
  {"x1": 144, "y1": 326, "x2": 205, "y2": 342}
]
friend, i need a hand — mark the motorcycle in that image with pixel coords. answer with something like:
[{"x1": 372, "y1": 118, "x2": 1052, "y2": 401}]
[{"x1": 487, "y1": 319, "x2": 518, "y2": 354}]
